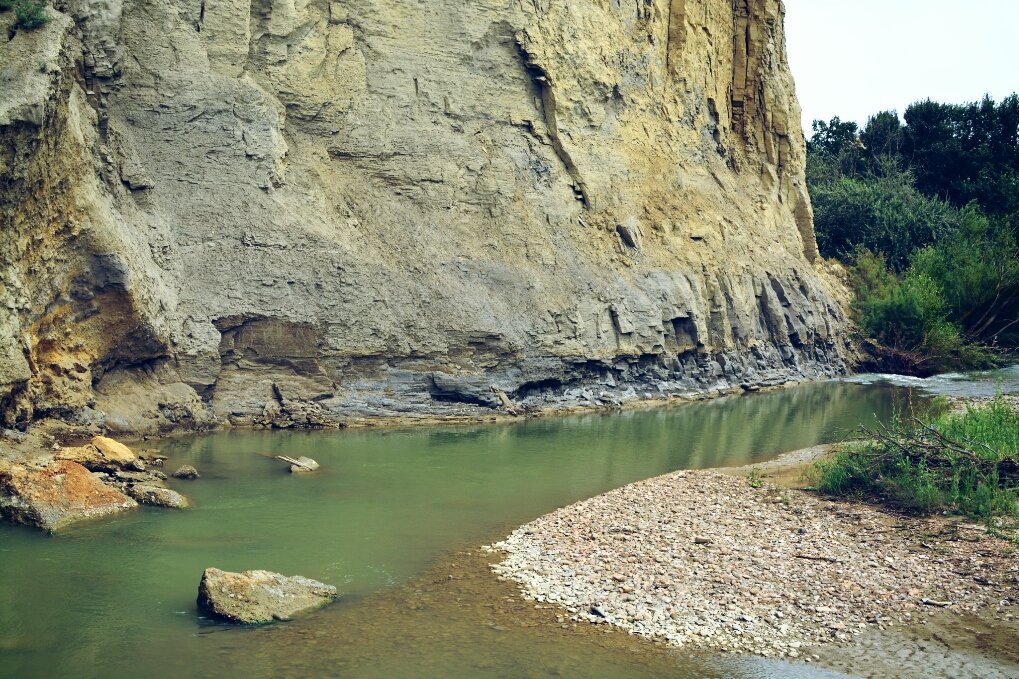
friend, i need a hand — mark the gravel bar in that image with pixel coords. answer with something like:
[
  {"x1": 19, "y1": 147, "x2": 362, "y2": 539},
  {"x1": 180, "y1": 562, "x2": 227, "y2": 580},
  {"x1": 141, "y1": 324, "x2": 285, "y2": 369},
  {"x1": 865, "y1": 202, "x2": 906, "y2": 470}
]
[{"x1": 492, "y1": 470, "x2": 1018, "y2": 660}]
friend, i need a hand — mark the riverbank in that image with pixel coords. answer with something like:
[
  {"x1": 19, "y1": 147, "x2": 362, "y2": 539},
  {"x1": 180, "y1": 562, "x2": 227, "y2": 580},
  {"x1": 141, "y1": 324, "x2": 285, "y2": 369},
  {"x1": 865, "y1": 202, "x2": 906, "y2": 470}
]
[
  {"x1": 493, "y1": 465, "x2": 1018, "y2": 675},
  {"x1": 948, "y1": 393, "x2": 1019, "y2": 413},
  {"x1": 0, "y1": 375, "x2": 813, "y2": 469}
]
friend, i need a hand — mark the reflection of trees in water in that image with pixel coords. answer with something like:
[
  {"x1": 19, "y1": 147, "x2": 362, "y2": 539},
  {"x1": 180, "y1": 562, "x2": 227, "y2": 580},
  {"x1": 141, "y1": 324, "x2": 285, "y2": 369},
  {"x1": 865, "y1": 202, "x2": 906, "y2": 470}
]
[
  {"x1": 412, "y1": 384, "x2": 926, "y2": 499},
  {"x1": 489, "y1": 383, "x2": 923, "y2": 484},
  {"x1": 670, "y1": 383, "x2": 924, "y2": 469}
]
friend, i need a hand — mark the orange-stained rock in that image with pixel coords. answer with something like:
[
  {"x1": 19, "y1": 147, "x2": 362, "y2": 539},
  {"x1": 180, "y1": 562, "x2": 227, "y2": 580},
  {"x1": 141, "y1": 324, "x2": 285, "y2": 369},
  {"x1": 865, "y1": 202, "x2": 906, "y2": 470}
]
[
  {"x1": 0, "y1": 459, "x2": 137, "y2": 531},
  {"x1": 56, "y1": 437, "x2": 141, "y2": 472},
  {"x1": 91, "y1": 436, "x2": 139, "y2": 465}
]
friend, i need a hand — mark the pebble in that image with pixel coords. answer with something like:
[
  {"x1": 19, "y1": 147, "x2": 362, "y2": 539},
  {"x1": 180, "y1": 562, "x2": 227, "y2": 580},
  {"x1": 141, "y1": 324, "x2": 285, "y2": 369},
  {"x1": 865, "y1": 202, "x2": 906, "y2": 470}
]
[{"x1": 492, "y1": 471, "x2": 1017, "y2": 659}]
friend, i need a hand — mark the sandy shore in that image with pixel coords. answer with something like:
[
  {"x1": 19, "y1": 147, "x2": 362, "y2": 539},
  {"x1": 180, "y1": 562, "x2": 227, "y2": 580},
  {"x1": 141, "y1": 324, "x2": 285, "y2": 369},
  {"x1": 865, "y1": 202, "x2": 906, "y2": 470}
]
[{"x1": 493, "y1": 466, "x2": 1018, "y2": 675}]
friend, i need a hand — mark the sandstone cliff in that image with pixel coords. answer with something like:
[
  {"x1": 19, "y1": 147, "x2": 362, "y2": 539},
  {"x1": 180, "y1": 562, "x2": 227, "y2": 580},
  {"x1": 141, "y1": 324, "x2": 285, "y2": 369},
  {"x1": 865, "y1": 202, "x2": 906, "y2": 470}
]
[{"x1": 0, "y1": 0, "x2": 850, "y2": 434}]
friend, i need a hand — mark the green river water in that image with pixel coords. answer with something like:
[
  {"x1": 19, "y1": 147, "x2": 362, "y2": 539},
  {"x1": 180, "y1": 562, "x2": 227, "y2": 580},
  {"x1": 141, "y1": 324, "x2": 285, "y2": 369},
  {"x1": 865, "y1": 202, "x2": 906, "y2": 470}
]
[{"x1": 0, "y1": 381, "x2": 932, "y2": 679}]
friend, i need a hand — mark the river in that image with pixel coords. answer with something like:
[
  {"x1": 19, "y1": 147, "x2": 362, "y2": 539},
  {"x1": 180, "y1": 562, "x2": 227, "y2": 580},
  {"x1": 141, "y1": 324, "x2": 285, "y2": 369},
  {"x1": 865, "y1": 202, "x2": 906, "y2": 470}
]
[{"x1": 1, "y1": 374, "x2": 996, "y2": 679}]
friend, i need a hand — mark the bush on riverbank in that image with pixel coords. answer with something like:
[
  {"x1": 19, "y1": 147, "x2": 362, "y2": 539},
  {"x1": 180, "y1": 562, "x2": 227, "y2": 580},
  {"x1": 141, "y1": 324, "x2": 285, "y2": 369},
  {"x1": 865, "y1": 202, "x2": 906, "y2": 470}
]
[
  {"x1": 849, "y1": 245, "x2": 1002, "y2": 374},
  {"x1": 807, "y1": 96, "x2": 1019, "y2": 372},
  {"x1": 814, "y1": 397, "x2": 1019, "y2": 519}
]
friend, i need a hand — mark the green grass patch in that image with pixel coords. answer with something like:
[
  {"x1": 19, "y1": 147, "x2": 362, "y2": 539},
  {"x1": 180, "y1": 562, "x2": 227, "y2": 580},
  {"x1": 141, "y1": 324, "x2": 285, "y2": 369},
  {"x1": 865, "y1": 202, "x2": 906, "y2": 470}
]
[{"x1": 813, "y1": 396, "x2": 1019, "y2": 520}]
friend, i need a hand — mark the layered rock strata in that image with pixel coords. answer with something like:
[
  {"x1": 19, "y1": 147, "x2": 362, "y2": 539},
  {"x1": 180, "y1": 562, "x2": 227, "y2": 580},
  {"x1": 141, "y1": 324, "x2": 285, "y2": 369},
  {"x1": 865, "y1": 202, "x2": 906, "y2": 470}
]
[{"x1": 0, "y1": 0, "x2": 850, "y2": 434}]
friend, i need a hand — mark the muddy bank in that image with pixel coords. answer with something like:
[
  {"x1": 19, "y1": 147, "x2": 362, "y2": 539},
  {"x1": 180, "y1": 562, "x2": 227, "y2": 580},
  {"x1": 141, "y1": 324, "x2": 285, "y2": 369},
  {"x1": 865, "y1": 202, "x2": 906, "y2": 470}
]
[{"x1": 493, "y1": 469, "x2": 1018, "y2": 677}]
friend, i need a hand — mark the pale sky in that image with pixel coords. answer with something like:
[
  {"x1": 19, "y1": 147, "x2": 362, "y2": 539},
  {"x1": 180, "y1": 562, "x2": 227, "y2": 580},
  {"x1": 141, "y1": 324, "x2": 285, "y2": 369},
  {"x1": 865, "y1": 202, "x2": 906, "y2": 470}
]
[{"x1": 784, "y1": 0, "x2": 1019, "y2": 134}]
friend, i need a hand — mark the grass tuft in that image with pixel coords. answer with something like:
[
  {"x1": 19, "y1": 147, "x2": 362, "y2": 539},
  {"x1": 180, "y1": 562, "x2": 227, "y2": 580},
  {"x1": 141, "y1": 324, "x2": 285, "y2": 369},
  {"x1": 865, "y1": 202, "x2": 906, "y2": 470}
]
[{"x1": 813, "y1": 395, "x2": 1019, "y2": 520}]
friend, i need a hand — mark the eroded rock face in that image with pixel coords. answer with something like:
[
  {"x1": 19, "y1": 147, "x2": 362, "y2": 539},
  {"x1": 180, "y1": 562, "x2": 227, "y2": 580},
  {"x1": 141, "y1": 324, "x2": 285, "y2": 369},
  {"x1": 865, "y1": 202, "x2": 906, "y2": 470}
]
[
  {"x1": 197, "y1": 568, "x2": 338, "y2": 624},
  {"x1": 0, "y1": 1, "x2": 852, "y2": 434},
  {"x1": 0, "y1": 459, "x2": 137, "y2": 531}
]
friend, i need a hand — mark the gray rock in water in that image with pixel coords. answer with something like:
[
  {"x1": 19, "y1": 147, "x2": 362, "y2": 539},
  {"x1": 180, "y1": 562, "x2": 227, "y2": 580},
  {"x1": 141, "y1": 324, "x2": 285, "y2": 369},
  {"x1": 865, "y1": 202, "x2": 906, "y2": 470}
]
[
  {"x1": 128, "y1": 484, "x2": 189, "y2": 509},
  {"x1": 289, "y1": 457, "x2": 320, "y2": 474},
  {"x1": 114, "y1": 470, "x2": 153, "y2": 483},
  {"x1": 197, "y1": 568, "x2": 338, "y2": 624},
  {"x1": 138, "y1": 450, "x2": 168, "y2": 467},
  {"x1": 172, "y1": 465, "x2": 200, "y2": 480}
]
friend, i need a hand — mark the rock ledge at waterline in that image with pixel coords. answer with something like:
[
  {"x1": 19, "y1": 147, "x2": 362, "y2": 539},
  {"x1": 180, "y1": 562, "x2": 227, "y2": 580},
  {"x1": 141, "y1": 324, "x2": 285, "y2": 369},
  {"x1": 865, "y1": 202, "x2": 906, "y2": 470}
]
[
  {"x1": 197, "y1": 568, "x2": 339, "y2": 624},
  {"x1": 493, "y1": 471, "x2": 1017, "y2": 659}
]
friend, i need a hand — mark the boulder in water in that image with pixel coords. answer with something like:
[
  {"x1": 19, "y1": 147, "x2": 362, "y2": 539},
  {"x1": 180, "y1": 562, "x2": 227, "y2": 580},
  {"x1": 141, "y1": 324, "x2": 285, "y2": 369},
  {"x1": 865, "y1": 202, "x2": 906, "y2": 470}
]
[
  {"x1": 0, "y1": 459, "x2": 137, "y2": 531},
  {"x1": 128, "y1": 484, "x2": 190, "y2": 509},
  {"x1": 91, "y1": 436, "x2": 141, "y2": 466},
  {"x1": 197, "y1": 568, "x2": 338, "y2": 623},
  {"x1": 172, "y1": 465, "x2": 200, "y2": 479},
  {"x1": 56, "y1": 436, "x2": 144, "y2": 472}
]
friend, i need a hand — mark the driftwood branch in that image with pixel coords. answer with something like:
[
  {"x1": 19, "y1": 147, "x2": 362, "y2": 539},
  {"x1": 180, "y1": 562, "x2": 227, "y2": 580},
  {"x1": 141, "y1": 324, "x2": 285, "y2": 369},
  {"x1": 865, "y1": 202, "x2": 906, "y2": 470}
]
[
  {"x1": 491, "y1": 387, "x2": 520, "y2": 416},
  {"x1": 856, "y1": 417, "x2": 1019, "y2": 486},
  {"x1": 794, "y1": 553, "x2": 841, "y2": 563},
  {"x1": 276, "y1": 455, "x2": 315, "y2": 471}
]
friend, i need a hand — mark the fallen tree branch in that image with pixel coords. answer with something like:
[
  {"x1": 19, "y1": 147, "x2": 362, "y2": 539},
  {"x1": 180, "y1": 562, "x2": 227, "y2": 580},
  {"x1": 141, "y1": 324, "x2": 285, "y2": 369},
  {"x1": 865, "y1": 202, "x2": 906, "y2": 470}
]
[
  {"x1": 794, "y1": 553, "x2": 841, "y2": 563},
  {"x1": 276, "y1": 455, "x2": 316, "y2": 471}
]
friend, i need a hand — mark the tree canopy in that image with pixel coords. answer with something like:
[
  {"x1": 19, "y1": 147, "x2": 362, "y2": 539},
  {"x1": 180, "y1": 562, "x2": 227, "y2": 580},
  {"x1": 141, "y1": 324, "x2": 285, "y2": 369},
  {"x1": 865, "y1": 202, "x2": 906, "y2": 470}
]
[{"x1": 807, "y1": 95, "x2": 1019, "y2": 370}]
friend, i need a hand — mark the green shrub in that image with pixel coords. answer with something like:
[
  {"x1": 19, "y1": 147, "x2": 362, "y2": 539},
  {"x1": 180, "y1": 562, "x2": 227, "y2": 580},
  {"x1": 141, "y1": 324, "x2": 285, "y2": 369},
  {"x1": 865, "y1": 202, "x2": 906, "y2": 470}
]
[
  {"x1": 12, "y1": 0, "x2": 49, "y2": 29},
  {"x1": 852, "y1": 251, "x2": 963, "y2": 369},
  {"x1": 849, "y1": 246, "x2": 1000, "y2": 372},
  {"x1": 811, "y1": 158, "x2": 960, "y2": 271},
  {"x1": 807, "y1": 100, "x2": 1019, "y2": 367},
  {"x1": 813, "y1": 397, "x2": 1019, "y2": 520},
  {"x1": 910, "y1": 205, "x2": 1019, "y2": 343}
]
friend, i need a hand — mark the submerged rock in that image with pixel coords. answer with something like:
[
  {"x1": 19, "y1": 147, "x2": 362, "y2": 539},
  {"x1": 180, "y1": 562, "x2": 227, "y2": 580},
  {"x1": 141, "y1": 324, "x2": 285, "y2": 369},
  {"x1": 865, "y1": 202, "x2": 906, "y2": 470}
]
[
  {"x1": 0, "y1": 459, "x2": 137, "y2": 531},
  {"x1": 128, "y1": 484, "x2": 189, "y2": 509},
  {"x1": 172, "y1": 465, "x2": 200, "y2": 480},
  {"x1": 138, "y1": 450, "x2": 168, "y2": 467},
  {"x1": 197, "y1": 568, "x2": 338, "y2": 624}
]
